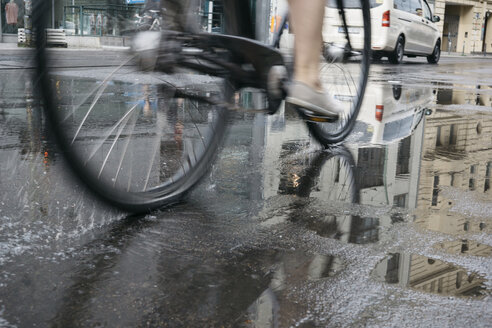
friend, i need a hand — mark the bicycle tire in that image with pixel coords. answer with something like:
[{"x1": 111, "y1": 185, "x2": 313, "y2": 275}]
[
  {"x1": 277, "y1": 0, "x2": 371, "y2": 145},
  {"x1": 281, "y1": 145, "x2": 360, "y2": 239},
  {"x1": 33, "y1": 1, "x2": 230, "y2": 213},
  {"x1": 295, "y1": 146, "x2": 359, "y2": 204}
]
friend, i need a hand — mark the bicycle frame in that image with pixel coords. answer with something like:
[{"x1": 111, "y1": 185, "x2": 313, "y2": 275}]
[{"x1": 165, "y1": 32, "x2": 285, "y2": 92}]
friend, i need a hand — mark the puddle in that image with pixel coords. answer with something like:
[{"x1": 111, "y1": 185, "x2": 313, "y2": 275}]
[
  {"x1": 436, "y1": 240, "x2": 492, "y2": 257},
  {"x1": 45, "y1": 246, "x2": 342, "y2": 327},
  {"x1": 436, "y1": 87, "x2": 492, "y2": 107},
  {"x1": 373, "y1": 253, "x2": 490, "y2": 298},
  {"x1": 414, "y1": 210, "x2": 489, "y2": 235},
  {"x1": 2, "y1": 55, "x2": 492, "y2": 326},
  {"x1": 290, "y1": 211, "x2": 381, "y2": 244}
]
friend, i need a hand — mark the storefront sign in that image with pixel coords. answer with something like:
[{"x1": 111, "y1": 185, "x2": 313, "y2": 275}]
[{"x1": 126, "y1": 0, "x2": 145, "y2": 4}]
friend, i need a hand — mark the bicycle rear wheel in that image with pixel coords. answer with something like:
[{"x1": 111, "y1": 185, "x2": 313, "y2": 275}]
[
  {"x1": 33, "y1": 1, "x2": 229, "y2": 213},
  {"x1": 278, "y1": 0, "x2": 371, "y2": 145}
]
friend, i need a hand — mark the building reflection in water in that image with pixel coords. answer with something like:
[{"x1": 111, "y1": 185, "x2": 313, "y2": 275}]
[
  {"x1": 438, "y1": 240, "x2": 492, "y2": 257},
  {"x1": 245, "y1": 250, "x2": 344, "y2": 327},
  {"x1": 372, "y1": 85, "x2": 492, "y2": 298},
  {"x1": 373, "y1": 253, "x2": 489, "y2": 298},
  {"x1": 416, "y1": 86, "x2": 492, "y2": 236},
  {"x1": 259, "y1": 80, "x2": 492, "y2": 300},
  {"x1": 259, "y1": 82, "x2": 433, "y2": 245}
]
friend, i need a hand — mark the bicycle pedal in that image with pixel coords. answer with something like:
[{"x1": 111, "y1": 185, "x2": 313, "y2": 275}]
[{"x1": 298, "y1": 109, "x2": 338, "y2": 123}]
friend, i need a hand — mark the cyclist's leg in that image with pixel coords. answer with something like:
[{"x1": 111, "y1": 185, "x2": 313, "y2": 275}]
[
  {"x1": 288, "y1": 0, "x2": 325, "y2": 90},
  {"x1": 286, "y1": 0, "x2": 342, "y2": 118}
]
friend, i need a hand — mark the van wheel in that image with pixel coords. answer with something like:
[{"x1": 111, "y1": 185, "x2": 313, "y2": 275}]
[
  {"x1": 427, "y1": 41, "x2": 441, "y2": 64},
  {"x1": 389, "y1": 36, "x2": 404, "y2": 64}
]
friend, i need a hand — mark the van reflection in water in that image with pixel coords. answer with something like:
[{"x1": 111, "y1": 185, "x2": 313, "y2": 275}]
[{"x1": 351, "y1": 82, "x2": 434, "y2": 145}]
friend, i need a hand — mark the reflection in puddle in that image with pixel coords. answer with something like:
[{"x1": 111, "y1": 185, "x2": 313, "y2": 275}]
[
  {"x1": 48, "y1": 242, "x2": 342, "y2": 327},
  {"x1": 350, "y1": 83, "x2": 432, "y2": 145},
  {"x1": 290, "y1": 211, "x2": 381, "y2": 245},
  {"x1": 244, "y1": 249, "x2": 343, "y2": 327},
  {"x1": 414, "y1": 209, "x2": 488, "y2": 235},
  {"x1": 437, "y1": 240, "x2": 492, "y2": 257},
  {"x1": 414, "y1": 82, "x2": 492, "y2": 236},
  {"x1": 373, "y1": 253, "x2": 490, "y2": 298},
  {"x1": 436, "y1": 87, "x2": 492, "y2": 108},
  {"x1": 259, "y1": 83, "x2": 434, "y2": 246}
]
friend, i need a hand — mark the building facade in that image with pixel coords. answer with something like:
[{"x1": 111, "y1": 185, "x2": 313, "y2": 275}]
[
  {"x1": 0, "y1": 0, "x2": 272, "y2": 45},
  {"x1": 433, "y1": 0, "x2": 492, "y2": 53}
]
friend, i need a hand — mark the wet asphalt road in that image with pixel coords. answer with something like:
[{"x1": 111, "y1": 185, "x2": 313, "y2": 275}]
[{"x1": 1, "y1": 49, "x2": 492, "y2": 327}]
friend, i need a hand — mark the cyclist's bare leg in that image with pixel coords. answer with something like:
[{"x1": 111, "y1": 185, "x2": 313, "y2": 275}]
[
  {"x1": 288, "y1": 0, "x2": 325, "y2": 91},
  {"x1": 286, "y1": 0, "x2": 342, "y2": 118}
]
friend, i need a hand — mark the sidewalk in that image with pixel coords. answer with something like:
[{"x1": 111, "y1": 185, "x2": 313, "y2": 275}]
[
  {"x1": 0, "y1": 43, "x2": 27, "y2": 50},
  {"x1": 0, "y1": 42, "x2": 129, "y2": 52},
  {"x1": 441, "y1": 51, "x2": 492, "y2": 59}
]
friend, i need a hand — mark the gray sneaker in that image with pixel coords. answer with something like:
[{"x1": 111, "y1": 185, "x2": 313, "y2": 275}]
[{"x1": 286, "y1": 81, "x2": 342, "y2": 119}]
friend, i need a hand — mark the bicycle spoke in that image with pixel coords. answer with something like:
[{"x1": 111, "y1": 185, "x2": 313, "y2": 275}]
[
  {"x1": 34, "y1": 3, "x2": 230, "y2": 211},
  {"x1": 143, "y1": 103, "x2": 167, "y2": 191},
  {"x1": 63, "y1": 80, "x2": 140, "y2": 123},
  {"x1": 84, "y1": 102, "x2": 141, "y2": 165},
  {"x1": 97, "y1": 111, "x2": 134, "y2": 179},
  {"x1": 113, "y1": 112, "x2": 139, "y2": 187},
  {"x1": 71, "y1": 57, "x2": 135, "y2": 144}
]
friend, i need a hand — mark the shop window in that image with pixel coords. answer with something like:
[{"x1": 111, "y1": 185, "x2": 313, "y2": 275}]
[
  {"x1": 63, "y1": 4, "x2": 144, "y2": 36},
  {"x1": 1, "y1": 0, "x2": 25, "y2": 34}
]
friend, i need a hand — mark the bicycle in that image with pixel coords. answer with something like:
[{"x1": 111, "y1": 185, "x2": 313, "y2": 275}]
[
  {"x1": 33, "y1": 0, "x2": 370, "y2": 213},
  {"x1": 134, "y1": 9, "x2": 164, "y2": 31}
]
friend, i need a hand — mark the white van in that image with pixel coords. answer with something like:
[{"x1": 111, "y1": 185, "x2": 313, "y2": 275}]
[{"x1": 323, "y1": 0, "x2": 442, "y2": 64}]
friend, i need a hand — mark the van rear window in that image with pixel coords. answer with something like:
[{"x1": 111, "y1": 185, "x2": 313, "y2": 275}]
[{"x1": 326, "y1": 0, "x2": 383, "y2": 8}]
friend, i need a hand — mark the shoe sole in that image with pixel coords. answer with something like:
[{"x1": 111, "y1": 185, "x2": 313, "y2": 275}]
[{"x1": 285, "y1": 96, "x2": 339, "y2": 119}]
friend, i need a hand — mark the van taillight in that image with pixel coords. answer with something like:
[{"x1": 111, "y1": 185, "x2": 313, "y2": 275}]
[
  {"x1": 382, "y1": 10, "x2": 390, "y2": 27},
  {"x1": 376, "y1": 105, "x2": 384, "y2": 121}
]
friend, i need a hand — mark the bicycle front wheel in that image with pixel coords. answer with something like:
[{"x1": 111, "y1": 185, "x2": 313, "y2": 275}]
[
  {"x1": 278, "y1": 0, "x2": 371, "y2": 145},
  {"x1": 33, "y1": 2, "x2": 229, "y2": 213},
  {"x1": 310, "y1": 0, "x2": 371, "y2": 145}
]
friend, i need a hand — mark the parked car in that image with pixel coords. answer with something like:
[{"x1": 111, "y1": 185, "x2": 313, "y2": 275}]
[{"x1": 323, "y1": 0, "x2": 441, "y2": 64}]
